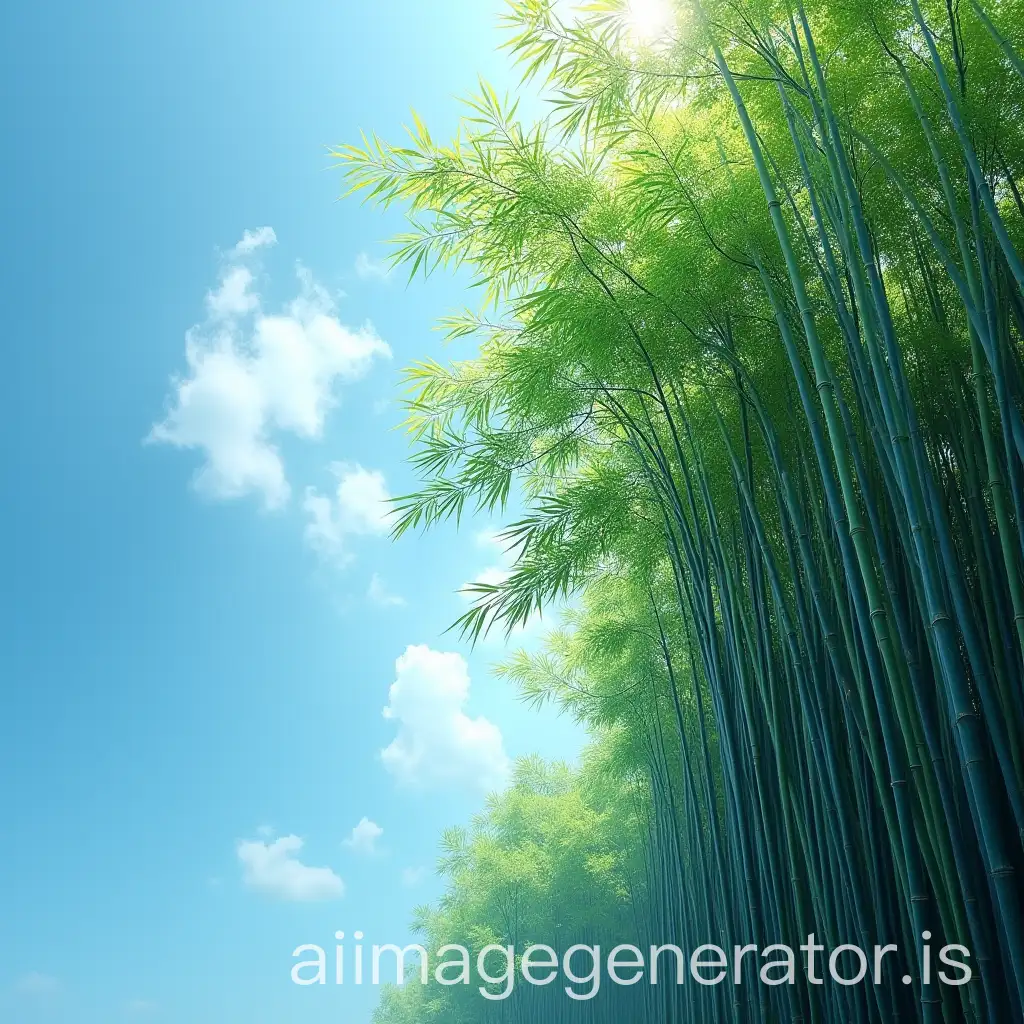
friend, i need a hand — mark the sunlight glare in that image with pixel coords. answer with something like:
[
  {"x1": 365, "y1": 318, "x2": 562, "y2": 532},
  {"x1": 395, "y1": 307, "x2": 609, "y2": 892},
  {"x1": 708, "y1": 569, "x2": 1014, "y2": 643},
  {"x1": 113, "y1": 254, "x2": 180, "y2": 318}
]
[{"x1": 625, "y1": 0, "x2": 675, "y2": 46}]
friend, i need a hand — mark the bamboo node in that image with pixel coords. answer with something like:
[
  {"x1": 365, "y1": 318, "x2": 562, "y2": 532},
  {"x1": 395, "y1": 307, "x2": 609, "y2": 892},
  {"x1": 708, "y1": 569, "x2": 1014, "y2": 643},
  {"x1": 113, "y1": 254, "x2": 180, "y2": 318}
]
[{"x1": 990, "y1": 865, "x2": 1015, "y2": 878}]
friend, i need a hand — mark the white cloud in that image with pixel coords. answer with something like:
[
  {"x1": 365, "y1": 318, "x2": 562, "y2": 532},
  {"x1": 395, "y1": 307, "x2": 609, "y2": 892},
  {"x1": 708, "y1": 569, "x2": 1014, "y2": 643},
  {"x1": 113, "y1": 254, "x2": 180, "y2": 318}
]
[
  {"x1": 149, "y1": 230, "x2": 391, "y2": 509},
  {"x1": 237, "y1": 834, "x2": 345, "y2": 901},
  {"x1": 474, "y1": 527, "x2": 505, "y2": 549},
  {"x1": 14, "y1": 972, "x2": 60, "y2": 997},
  {"x1": 461, "y1": 526, "x2": 543, "y2": 640},
  {"x1": 368, "y1": 573, "x2": 405, "y2": 607},
  {"x1": 401, "y1": 866, "x2": 427, "y2": 887},
  {"x1": 460, "y1": 527, "x2": 511, "y2": 598},
  {"x1": 355, "y1": 251, "x2": 391, "y2": 281},
  {"x1": 343, "y1": 817, "x2": 383, "y2": 855},
  {"x1": 380, "y1": 645, "x2": 509, "y2": 791},
  {"x1": 207, "y1": 265, "x2": 259, "y2": 319},
  {"x1": 304, "y1": 463, "x2": 392, "y2": 563},
  {"x1": 460, "y1": 565, "x2": 511, "y2": 599},
  {"x1": 233, "y1": 226, "x2": 277, "y2": 256},
  {"x1": 333, "y1": 464, "x2": 391, "y2": 530}
]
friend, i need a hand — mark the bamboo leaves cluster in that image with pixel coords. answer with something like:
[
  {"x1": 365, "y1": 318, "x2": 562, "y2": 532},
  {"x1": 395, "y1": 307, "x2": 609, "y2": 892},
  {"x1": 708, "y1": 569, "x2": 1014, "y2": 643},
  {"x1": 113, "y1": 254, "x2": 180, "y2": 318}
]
[{"x1": 338, "y1": 2, "x2": 1024, "y2": 1021}]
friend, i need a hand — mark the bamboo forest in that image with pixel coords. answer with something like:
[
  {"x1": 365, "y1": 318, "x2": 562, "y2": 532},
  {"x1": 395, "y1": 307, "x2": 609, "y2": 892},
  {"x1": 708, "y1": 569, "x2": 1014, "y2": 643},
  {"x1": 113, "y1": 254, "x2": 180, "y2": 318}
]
[{"x1": 336, "y1": 1, "x2": 1024, "y2": 1021}]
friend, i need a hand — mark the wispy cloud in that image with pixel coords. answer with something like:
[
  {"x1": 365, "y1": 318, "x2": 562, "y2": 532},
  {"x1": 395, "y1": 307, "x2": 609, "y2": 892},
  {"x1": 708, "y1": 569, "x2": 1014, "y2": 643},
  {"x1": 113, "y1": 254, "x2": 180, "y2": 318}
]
[
  {"x1": 342, "y1": 817, "x2": 383, "y2": 855},
  {"x1": 354, "y1": 251, "x2": 391, "y2": 282},
  {"x1": 460, "y1": 527, "x2": 542, "y2": 640},
  {"x1": 232, "y1": 226, "x2": 277, "y2": 256},
  {"x1": 149, "y1": 229, "x2": 391, "y2": 509},
  {"x1": 461, "y1": 565, "x2": 512, "y2": 598},
  {"x1": 368, "y1": 573, "x2": 405, "y2": 607},
  {"x1": 401, "y1": 866, "x2": 427, "y2": 887},
  {"x1": 14, "y1": 972, "x2": 61, "y2": 997},
  {"x1": 304, "y1": 463, "x2": 392, "y2": 564},
  {"x1": 461, "y1": 528, "x2": 511, "y2": 598},
  {"x1": 237, "y1": 834, "x2": 344, "y2": 901}
]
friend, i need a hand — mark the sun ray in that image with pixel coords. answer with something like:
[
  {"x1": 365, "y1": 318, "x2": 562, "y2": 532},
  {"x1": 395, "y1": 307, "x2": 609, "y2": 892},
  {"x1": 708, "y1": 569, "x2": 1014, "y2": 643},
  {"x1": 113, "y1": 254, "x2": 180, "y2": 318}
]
[{"x1": 624, "y1": 0, "x2": 674, "y2": 46}]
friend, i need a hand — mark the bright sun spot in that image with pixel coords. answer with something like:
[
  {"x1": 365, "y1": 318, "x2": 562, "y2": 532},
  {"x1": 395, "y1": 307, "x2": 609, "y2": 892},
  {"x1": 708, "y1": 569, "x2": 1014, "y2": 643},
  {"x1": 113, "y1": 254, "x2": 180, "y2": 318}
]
[{"x1": 625, "y1": 0, "x2": 675, "y2": 46}]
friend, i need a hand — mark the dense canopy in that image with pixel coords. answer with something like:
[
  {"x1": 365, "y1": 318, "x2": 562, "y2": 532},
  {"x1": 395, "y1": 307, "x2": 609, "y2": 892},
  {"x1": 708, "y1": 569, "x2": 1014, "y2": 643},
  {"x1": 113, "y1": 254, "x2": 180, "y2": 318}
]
[{"x1": 337, "y1": 1, "x2": 1024, "y2": 1021}]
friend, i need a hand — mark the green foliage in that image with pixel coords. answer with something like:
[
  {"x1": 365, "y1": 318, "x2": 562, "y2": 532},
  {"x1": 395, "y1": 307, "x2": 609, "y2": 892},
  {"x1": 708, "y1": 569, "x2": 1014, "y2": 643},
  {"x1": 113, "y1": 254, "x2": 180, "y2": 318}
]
[
  {"x1": 373, "y1": 751, "x2": 643, "y2": 1023},
  {"x1": 339, "y1": 1, "x2": 1024, "y2": 1021}
]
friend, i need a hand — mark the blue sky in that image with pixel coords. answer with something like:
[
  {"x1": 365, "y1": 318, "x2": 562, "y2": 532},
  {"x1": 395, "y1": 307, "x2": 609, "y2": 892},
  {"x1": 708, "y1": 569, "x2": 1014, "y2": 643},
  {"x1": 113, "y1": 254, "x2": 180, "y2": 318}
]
[{"x1": 0, "y1": 2, "x2": 585, "y2": 1021}]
